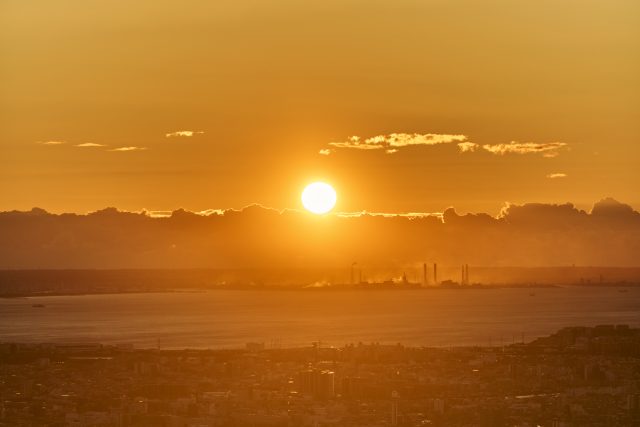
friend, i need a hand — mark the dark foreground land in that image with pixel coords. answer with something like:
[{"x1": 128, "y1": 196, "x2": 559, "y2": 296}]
[{"x1": 1, "y1": 326, "x2": 639, "y2": 427}]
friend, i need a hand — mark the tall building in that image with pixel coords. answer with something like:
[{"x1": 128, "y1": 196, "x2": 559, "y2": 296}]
[
  {"x1": 317, "y1": 370, "x2": 335, "y2": 400},
  {"x1": 391, "y1": 390, "x2": 399, "y2": 426},
  {"x1": 297, "y1": 369, "x2": 335, "y2": 400}
]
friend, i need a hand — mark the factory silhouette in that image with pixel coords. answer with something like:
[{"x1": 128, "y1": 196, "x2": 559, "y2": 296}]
[{"x1": 344, "y1": 262, "x2": 471, "y2": 289}]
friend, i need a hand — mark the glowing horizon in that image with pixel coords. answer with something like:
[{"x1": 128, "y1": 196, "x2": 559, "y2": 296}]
[{"x1": 1, "y1": 1, "x2": 638, "y2": 214}]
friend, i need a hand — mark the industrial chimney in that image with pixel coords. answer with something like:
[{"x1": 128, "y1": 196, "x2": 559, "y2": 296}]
[
  {"x1": 423, "y1": 263, "x2": 428, "y2": 286},
  {"x1": 433, "y1": 263, "x2": 438, "y2": 285}
]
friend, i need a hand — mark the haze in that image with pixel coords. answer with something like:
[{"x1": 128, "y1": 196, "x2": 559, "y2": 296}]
[{"x1": 2, "y1": 1, "x2": 639, "y2": 214}]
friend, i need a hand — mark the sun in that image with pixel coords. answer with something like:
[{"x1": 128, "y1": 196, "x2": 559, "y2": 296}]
[{"x1": 301, "y1": 182, "x2": 337, "y2": 214}]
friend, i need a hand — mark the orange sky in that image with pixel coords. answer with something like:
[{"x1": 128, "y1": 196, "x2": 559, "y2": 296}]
[{"x1": 1, "y1": 1, "x2": 638, "y2": 214}]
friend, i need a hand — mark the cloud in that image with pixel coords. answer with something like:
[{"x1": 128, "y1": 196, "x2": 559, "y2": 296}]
[
  {"x1": 546, "y1": 173, "x2": 567, "y2": 179},
  {"x1": 146, "y1": 210, "x2": 173, "y2": 218},
  {"x1": 482, "y1": 141, "x2": 567, "y2": 157},
  {"x1": 591, "y1": 197, "x2": 638, "y2": 219},
  {"x1": 166, "y1": 130, "x2": 204, "y2": 138},
  {"x1": 197, "y1": 209, "x2": 226, "y2": 216},
  {"x1": 109, "y1": 146, "x2": 147, "y2": 152},
  {"x1": 3, "y1": 199, "x2": 638, "y2": 270},
  {"x1": 75, "y1": 143, "x2": 106, "y2": 148},
  {"x1": 336, "y1": 210, "x2": 441, "y2": 219},
  {"x1": 327, "y1": 133, "x2": 468, "y2": 154},
  {"x1": 457, "y1": 142, "x2": 479, "y2": 152},
  {"x1": 386, "y1": 133, "x2": 467, "y2": 148},
  {"x1": 37, "y1": 140, "x2": 65, "y2": 145},
  {"x1": 321, "y1": 134, "x2": 570, "y2": 160}
]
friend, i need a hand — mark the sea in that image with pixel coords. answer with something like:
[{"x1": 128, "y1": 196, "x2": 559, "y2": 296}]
[{"x1": 1, "y1": 287, "x2": 638, "y2": 349}]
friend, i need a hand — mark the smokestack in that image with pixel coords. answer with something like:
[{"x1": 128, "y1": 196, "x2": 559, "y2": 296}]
[
  {"x1": 433, "y1": 263, "x2": 437, "y2": 285},
  {"x1": 350, "y1": 262, "x2": 357, "y2": 285},
  {"x1": 461, "y1": 265, "x2": 465, "y2": 285},
  {"x1": 423, "y1": 263, "x2": 427, "y2": 286}
]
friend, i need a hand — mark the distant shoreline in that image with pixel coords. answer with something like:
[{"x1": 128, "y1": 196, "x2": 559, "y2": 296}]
[
  {"x1": 1, "y1": 282, "x2": 638, "y2": 299},
  {"x1": 1, "y1": 324, "x2": 638, "y2": 351}
]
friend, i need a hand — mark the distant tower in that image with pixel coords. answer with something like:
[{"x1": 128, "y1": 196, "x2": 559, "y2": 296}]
[
  {"x1": 350, "y1": 262, "x2": 357, "y2": 285},
  {"x1": 461, "y1": 265, "x2": 465, "y2": 285},
  {"x1": 423, "y1": 263, "x2": 428, "y2": 286},
  {"x1": 391, "y1": 390, "x2": 399, "y2": 426},
  {"x1": 461, "y1": 264, "x2": 470, "y2": 285},
  {"x1": 433, "y1": 263, "x2": 438, "y2": 285}
]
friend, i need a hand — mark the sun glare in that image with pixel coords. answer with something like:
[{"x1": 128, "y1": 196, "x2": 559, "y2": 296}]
[{"x1": 301, "y1": 182, "x2": 337, "y2": 214}]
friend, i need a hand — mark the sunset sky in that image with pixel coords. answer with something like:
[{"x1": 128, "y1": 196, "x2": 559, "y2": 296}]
[{"x1": 2, "y1": 0, "x2": 638, "y2": 215}]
